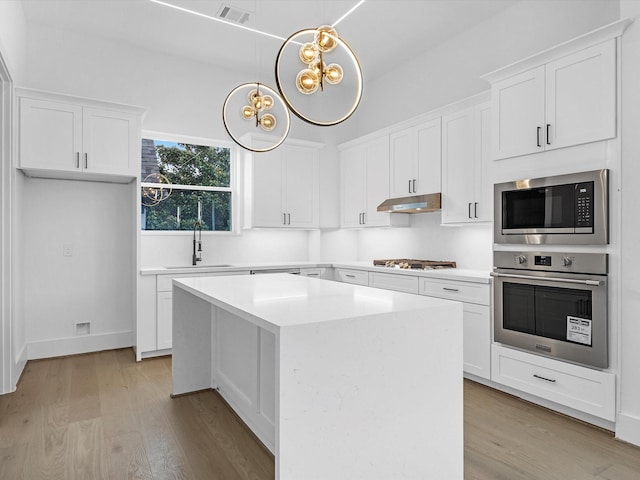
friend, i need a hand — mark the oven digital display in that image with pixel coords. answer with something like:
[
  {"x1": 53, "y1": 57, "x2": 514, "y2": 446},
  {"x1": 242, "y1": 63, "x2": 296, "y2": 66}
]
[{"x1": 535, "y1": 255, "x2": 552, "y2": 266}]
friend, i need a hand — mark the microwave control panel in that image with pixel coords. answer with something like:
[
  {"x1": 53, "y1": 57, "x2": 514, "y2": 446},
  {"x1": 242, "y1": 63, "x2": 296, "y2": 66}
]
[{"x1": 575, "y1": 182, "x2": 594, "y2": 228}]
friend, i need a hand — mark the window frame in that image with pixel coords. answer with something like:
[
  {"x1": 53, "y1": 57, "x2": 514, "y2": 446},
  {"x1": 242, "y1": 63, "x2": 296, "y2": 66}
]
[{"x1": 140, "y1": 130, "x2": 240, "y2": 235}]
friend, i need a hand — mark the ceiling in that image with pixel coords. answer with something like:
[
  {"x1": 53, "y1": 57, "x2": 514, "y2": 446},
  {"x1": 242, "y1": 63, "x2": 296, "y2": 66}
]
[{"x1": 20, "y1": 0, "x2": 520, "y2": 81}]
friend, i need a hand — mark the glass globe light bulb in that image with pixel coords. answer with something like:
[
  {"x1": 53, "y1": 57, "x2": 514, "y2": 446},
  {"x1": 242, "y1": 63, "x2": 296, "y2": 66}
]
[
  {"x1": 252, "y1": 95, "x2": 264, "y2": 111},
  {"x1": 296, "y1": 69, "x2": 320, "y2": 94},
  {"x1": 241, "y1": 105, "x2": 256, "y2": 120},
  {"x1": 262, "y1": 95, "x2": 274, "y2": 110},
  {"x1": 299, "y1": 42, "x2": 319, "y2": 64},
  {"x1": 324, "y1": 63, "x2": 343, "y2": 84},
  {"x1": 259, "y1": 113, "x2": 276, "y2": 131},
  {"x1": 315, "y1": 25, "x2": 338, "y2": 53},
  {"x1": 309, "y1": 60, "x2": 325, "y2": 77}
]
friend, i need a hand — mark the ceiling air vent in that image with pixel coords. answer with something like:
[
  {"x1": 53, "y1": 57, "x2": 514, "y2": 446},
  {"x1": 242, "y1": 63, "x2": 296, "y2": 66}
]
[{"x1": 217, "y1": 4, "x2": 251, "y2": 24}]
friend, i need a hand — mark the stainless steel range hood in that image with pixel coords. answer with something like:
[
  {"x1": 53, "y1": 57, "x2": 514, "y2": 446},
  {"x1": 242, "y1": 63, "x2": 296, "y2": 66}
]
[{"x1": 377, "y1": 193, "x2": 441, "y2": 214}]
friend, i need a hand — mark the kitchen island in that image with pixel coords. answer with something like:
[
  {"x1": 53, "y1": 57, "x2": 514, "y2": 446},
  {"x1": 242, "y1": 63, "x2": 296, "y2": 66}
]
[{"x1": 172, "y1": 273, "x2": 464, "y2": 480}]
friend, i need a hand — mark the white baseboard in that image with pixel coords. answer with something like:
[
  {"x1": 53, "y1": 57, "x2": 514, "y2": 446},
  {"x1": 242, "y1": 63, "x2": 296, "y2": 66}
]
[
  {"x1": 27, "y1": 331, "x2": 134, "y2": 360},
  {"x1": 14, "y1": 341, "x2": 28, "y2": 384},
  {"x1": 616, "y1": 413, "x2": 640, "y2": 447}
]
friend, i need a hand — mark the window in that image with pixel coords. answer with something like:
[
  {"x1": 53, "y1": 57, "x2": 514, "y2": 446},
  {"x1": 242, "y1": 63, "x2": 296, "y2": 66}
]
[{"x1": 141, "y1": 136, "x2": 235, "y2": 232}]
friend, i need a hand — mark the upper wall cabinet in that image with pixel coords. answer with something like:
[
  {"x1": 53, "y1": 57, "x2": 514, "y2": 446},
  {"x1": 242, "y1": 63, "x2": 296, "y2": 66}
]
[
  {"x1": 17, "y1": 88, "x2": 144, "y2": 183},
  {"x1": 441, "y1": 103, "x2": 491, "y2": 224},
  {"x1": 389, "y1": 118, "x2": 441, "y2": 198},
  {"x1": 339, "y1": 136, "x2": 408, "y2": 228},
  {"x1": 482, "y1": 19, "x2": 631, "y2": 160},
  {"x1": 245, "y1": 139, "x2": 321, "y2": 229}
]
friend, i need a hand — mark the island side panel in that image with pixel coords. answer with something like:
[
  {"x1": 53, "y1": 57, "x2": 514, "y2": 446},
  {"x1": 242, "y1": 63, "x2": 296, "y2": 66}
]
[
  {"x1": 276, "y1": 302, "x2": 464, "y2": 480},
  {"x1": 172, "y1": 285, "x2": 214, "y2": 395}
]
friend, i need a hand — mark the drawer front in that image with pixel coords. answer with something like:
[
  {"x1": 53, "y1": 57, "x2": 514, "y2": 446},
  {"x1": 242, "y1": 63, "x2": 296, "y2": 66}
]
[
  {"x1": 300, "y1": 268, "x2": 323, "y2": 278},
  {"x1": 491, "y1": 344, "x2": 615, "y2": 421},
  {"x1": 419, "y1": 278, "x2": 490, "y2": 305},
  {"x1": 368, "y1": 272, "x2": 419, "y2": 294},
  {"x1": 335, "y1": 268, "x2": 369, "y2": 286}
]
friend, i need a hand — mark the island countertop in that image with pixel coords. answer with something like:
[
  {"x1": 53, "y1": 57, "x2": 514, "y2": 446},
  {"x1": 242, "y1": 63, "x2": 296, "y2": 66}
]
[{"x1": 174, "y1": 273, "x2": 459, "y2": 332}]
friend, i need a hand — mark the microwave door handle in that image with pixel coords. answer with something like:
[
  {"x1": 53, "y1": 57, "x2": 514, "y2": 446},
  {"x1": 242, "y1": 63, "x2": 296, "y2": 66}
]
[{"x1": 490, "y1": 272, "x2": 603, "y2": 286}]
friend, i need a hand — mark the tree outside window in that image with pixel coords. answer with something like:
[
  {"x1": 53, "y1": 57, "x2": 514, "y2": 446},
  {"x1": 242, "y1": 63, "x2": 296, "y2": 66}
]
[{"x1": 141, "y1": 138, "x2": 233, "y2": 231}]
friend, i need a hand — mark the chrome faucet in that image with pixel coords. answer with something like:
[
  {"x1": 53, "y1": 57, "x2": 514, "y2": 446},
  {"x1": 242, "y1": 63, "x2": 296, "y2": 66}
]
[{"x1": 192, "y1": 220, "x2": 202, "y2": 265}]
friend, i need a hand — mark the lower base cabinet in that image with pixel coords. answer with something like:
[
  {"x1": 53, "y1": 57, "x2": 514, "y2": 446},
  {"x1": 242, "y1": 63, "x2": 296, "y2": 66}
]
[
  {"x1": 491, "y1": 344, "x2": 616, "y2": 421},
  {"x1": 214, "y1": 308, "x2": 276, "y2": 450}
]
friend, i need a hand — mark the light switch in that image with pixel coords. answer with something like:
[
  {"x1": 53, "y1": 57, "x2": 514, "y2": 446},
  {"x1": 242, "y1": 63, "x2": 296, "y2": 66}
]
[{"x1": 63, "y1": 244, "x2": 73, "y2": 257}]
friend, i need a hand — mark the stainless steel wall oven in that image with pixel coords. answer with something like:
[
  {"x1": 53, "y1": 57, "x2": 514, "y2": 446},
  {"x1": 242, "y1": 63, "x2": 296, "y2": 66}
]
[
  {"x1": 492, "y1": 251, "x2": 608, "y2": 369},
  {"x1": 494, "y1": 169, "x2": 609, "y2": 245}
]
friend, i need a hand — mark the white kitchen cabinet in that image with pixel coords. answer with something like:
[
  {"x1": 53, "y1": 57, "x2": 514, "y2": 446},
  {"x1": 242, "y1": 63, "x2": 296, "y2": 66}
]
[
  {"x1": 339, "y1": 136, "x2": 408, "y2": 228},
  {"x1": 441, "y1": 102, "x2": 491, "y2": 224},
  {"x1": 247, "y1": 140, "x2": 320, "y2": 228},
  {"x1": 17, "y1": 88, "x2": 143, "y2": 182},
  {"x1": 334, "y1": 268, "x2": 369, "y2": 286},
  {"x1": 491, "y1": 344, "x2": 615, "y2": 421},
  {"x1": 368, "y1": 271, "x2": 419, "y2": 294},
  {"x1": 389, "y1": 118, "x2": 441, "y2": 198},
  {"x1": 213, "y1": 309, "x2": 276, "y2": 449},
  {"x1": 419, "y1": 276, "x2": 492, "y2": 380},
  {"x1": 156, "y1": 291, "x2": 173, "y2": 350},
  {"x1": 488, "y1": 39, "x2": 616, "y2": 160},
  {"x1": 137, "y1": 270, "x2": 249, "y2": 359}
]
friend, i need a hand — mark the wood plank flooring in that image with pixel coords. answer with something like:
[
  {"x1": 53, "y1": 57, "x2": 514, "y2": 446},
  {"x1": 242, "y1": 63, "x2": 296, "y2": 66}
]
[{"x1": 1, "y1": 348, "x2": 639, "y2": 479}]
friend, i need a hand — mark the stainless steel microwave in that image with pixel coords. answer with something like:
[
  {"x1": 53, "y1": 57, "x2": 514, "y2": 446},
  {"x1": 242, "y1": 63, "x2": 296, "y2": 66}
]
[{"x1": 494, "y1": 169, "x2": 609, "y2": 245}]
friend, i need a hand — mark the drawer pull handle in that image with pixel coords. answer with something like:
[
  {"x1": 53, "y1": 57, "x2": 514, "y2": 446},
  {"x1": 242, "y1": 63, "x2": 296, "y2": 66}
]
[
  {"x1": 533, "y1": 374, "x2": 556, "y2": 383},
  {"x1": 443, "y1": 287, "x2": 459, "y2": 292},
  {"x1": 345, "y1": 274, "x2": 356, "y2": 278}
]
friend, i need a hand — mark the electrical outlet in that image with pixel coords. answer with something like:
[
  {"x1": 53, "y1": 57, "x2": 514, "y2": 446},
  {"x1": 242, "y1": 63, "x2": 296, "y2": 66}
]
[{"x1": 63, "y1": 244, "x2": 73, "y2": 257}]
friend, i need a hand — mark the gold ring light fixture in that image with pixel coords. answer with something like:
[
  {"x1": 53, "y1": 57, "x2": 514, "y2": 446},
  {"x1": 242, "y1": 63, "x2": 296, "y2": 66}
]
[
  {"x1": 275, "y1": 25, "x2": 363, "y2": 126},
  {"x1": 222, "y1": 82, "x2": 291, "y2": 152},
  {"x1": 141, "y1": 173, "x2": 172, "y2": 207}
]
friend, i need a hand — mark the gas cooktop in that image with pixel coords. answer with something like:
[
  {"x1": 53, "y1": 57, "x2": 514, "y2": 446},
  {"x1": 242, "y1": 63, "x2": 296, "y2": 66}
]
[{"x1": 373, "y1": 259, "x2": 457, "y2": 270}]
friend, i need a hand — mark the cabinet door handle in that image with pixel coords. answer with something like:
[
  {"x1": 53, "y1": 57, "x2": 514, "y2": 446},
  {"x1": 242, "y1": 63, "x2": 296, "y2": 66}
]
[
  {"x1": 443, "y1": 287, "x2": 459, "y2": 292},
  {"x1": 84, "y1": 153, "x2": 88, "y2": 169},
  {"x1": 408, "y1": 180, "x2": 412, "y2": 194},
  {"x1": 533, "y1": 374, "x2": 556, "y2": 383},
  {"x1": 412, "y1": 179, "x2": 416, "y2": 193},
  {"x1": 287, "y1": 213, "x2": 291, "y2": 225},
  {"x1": 361, "y1": 212, "x2": 366, "y2": 225},
  {"x1": 468, "y1": 202, "x2": 472, "y2": 219},
  {"x1": 75, "y1": 152, "x2": 80, "y2": 169},
  {"x1": 283, "y1": 213, "x2": 287, "y2": 225},
  {"x1": 474, "y1": 202, "x2": 478, "y2": 219},
  {"x1": 536, "y1": 126, "x2": 542, "y2": 147},
  {"x1": 546, "y1": 124, "x2": 551, "y2": 145}
]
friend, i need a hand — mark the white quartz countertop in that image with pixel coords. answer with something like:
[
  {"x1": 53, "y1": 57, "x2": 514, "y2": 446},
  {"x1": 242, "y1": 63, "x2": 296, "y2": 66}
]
[
  {"x1": 173, "y1": 273, "x2": 459, "y2": 331},
  {"x1": 143, "y1": 261, "x2": 490, "y2": 283},
  {"x1": 140, "y1": 261, "x2": 331, "y2": 276},
  {"x1": 333, "y1": 262, "x2": 491, "y2": 283}
]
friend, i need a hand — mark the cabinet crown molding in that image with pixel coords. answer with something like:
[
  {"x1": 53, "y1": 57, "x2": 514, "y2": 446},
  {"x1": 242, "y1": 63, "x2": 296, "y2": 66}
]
[{"x1": 481, "y1": 18, "x2": 632, "y2": 84}]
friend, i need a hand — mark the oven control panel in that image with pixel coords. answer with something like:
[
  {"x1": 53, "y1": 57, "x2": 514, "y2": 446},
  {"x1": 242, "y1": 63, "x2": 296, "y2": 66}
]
[{"x1": 493, "y1": 251, "x2": 608, "y2": 275}]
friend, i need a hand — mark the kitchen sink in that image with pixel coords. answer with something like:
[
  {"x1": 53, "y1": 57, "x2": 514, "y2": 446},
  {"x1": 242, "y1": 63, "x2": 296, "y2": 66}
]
[{"x1": 165, "y1": 264, "x2": 234, "y2": 269}]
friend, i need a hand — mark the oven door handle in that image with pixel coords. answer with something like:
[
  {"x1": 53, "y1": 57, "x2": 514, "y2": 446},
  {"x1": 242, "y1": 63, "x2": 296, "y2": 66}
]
[{"x1": 490, "y1": 271, "x2": 603, "y2": 286}]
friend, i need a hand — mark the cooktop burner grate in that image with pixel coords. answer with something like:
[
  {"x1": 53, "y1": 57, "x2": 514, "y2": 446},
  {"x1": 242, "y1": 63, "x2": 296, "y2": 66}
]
[{"x1": 373, "y1": 259, "x2": 457, "y2": 270}]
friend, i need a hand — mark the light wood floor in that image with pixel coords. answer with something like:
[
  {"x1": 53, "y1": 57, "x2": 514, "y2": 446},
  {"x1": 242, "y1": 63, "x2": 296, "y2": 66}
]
[{"x1": 0, "y1": 349, "x2": 638, "y2": 479}]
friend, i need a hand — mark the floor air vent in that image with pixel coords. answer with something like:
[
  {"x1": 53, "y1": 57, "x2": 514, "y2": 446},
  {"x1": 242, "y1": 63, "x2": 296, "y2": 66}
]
[{"x1": 217, "y1": 4, "x2": 251, "y2": 24}]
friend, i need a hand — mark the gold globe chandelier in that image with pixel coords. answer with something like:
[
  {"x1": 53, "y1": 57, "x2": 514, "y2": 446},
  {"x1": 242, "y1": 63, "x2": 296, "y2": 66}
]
[
  {"x1": 222, "y1": 82, "x2": 291, "y2": 152},
  {"x1": 295, "y1": 25, "x2": 344, "y2": 95},
  {"x1": 275, "y1": 25, "x2": 363, "y2": 126}
]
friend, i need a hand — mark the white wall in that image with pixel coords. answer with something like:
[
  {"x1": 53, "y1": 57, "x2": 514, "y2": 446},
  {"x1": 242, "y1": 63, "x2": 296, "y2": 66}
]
[
  {"x1": 0, "y1": 0, "x2": 27, "y2": 84},
  {"x1": 21, "y1": 177, "x2": 135, "y2": 357},
  {"x1": 617, "y1": 0, "x2": 640, "y2": 447},
  {"x1": 346, "y1": 0, "x2": 620, "y2": 140}
]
